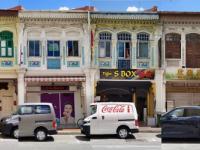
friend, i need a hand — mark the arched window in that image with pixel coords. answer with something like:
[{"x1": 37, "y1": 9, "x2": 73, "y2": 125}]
[
  {"x1": 165, "y1": 33, "x2": 181, "y2": 59},
  {"x1": 0, "y1": 31, "x2": 13, "y2": 57},
  {"x1": 117, "y1": 32, "x2": 131, "y2": 59},
  {"x1": 137, "y1": 32, "x2": 149, "y2": 58},
  {"x1": 99, "y1": 32, "x2": 112, "y2": 58}
]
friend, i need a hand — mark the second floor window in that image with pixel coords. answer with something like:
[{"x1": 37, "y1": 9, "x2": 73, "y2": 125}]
[
  {"x1": 137, "y1": 33, "x2": 149, "y2": 58},
  {"x1": 99, "y1": 32, "x2": 112, "y2": 58},
  {"x1": 117, "y1": 32, "x2": 131, "y2": 59},
  {"x1": 47, "y1": 40, "x2": 60, "y2": 57},
  {"x1": 67, "y1": 41, "x2": 79, "y2": 56},
  {"x1": 0, "y1": 31, "x2": 13, "y2": 57},
  {"x1": 165, "y1": 33, "x2": 181, "y2": 59},
  {"x1": 28, "y1": 40, "x2": 40, "y2": 57}
]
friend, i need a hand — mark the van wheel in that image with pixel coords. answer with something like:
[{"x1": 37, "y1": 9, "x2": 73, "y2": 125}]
[
  {"x1": 35, "y1": 129, "x2": 47, "y2": 141},
  {"x1": 117, "y1": 127, "x2": 129, "y2": 139},
  {"x1": 12, "y1": 127, "x2": 19, "y2": 139}
]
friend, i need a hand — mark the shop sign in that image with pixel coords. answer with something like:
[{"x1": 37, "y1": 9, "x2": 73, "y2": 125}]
[
  {"x1": 166, "y1": 69, "x2": 200, "y2": 80},
  {"x1": 100, "y1": 69, "x2": 155, "y2": 80},
  {"x1": 41, "y1": 86, "x2": 69, "y2": 91}
]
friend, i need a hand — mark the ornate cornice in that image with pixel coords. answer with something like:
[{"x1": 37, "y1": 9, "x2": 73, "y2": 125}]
[
  {"x1": 91, "y1": 13, "x2": 159, "y2": 20},
  {"x1": 19, "y1": 11, "x2": 88, "y2": 20},
  {"x1": 0, "y1": 16, "x2": 18, "y2": 24}
]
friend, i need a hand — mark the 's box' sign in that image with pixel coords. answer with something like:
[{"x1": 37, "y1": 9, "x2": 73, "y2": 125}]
[{"x1": 100, "y1": 69, "x2": 155, "y2": 80}]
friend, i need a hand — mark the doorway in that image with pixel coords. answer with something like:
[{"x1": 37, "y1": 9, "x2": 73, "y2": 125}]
[{"x1": 136, "y1": 89, "x2": 147, "y2": 122}]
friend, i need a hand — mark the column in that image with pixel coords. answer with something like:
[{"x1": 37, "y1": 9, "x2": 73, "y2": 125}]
[
  {"x1": 16, "y1": 23, "x2": 25, "y2": 66},
  {"x1": 83, "y1": 24, "x2": 90, "y2": 68},
  {"x1": 112, "y1": 33, "x2": 117, "y2": 68},
  {"x1": 155, "y1": 69, "x2": 166, "y2": 113},
  {"x1": 131, "y1": 40, "x2": 137, "y2": 68},
  {"x1": 17, "y1": 69, "x2": 26, "y2": 105},
  {"x1": 84, "y1": 69, "x2": 97, "y2": 116},
  {"x1": 181, "y1": 32, "x2": 186, "y2": 67}
]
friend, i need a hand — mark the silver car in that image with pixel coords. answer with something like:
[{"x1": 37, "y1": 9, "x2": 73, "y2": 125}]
[{"x1": 0, "y1": 103, "x2": 57, "y2": 141}]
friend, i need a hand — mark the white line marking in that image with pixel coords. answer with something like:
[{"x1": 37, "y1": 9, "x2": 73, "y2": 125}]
[{"x1": 92, "y1": 145, "x2": 160, "y2": 148}]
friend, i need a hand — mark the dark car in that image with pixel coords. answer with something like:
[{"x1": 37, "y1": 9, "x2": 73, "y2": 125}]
[{"x1": 160, "y1": 106, "x2": 200, "y2": 140}]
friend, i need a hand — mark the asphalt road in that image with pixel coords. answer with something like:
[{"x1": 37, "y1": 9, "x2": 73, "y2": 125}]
[
  {"x1": 0, "y1": 133, "x2": 160, "y2": 150},
  {"x1": 0, "y1": 133, "x2": 199, "y2": 150}
]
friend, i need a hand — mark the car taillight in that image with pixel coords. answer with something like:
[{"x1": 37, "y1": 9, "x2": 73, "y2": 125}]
[
  {"x1": 135, "y1": 120, "x2": 139, "y2": 127},
  {"x1": 52, "y1": 120, "x2": 57, "y2": 129}
]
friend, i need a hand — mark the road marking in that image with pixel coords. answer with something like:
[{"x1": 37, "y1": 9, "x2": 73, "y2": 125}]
[{"x1": 92, "y1": 145, "x2": 160, "y2": 148}]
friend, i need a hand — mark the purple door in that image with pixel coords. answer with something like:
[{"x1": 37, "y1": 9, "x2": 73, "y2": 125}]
[{"x1": 41, "y1": 93, "x2": 60, "y2": 119}]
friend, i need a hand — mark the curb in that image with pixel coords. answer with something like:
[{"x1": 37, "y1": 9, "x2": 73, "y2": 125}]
[{"x1": 57, "y1": 129, "x2": 161, "y2": 135}]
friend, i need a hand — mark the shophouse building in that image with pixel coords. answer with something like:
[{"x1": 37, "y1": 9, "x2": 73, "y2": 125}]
[
  {"x1": 90, "y1": 10, "x2": 163, "y2": 125},
  {"x1": 160, "y1": 12, "x2": 200, "y2": 111},
  {"x1": 0, "y1": 8, "x2": 20, "y2": 118},
  {"x1": 18, "y1": 10, "x2": 92, "y2": 128}
]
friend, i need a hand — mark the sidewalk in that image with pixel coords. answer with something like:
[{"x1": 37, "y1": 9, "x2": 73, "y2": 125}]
[{"x1": 57, "y1": 127, "x2": 161, "y2": 135}]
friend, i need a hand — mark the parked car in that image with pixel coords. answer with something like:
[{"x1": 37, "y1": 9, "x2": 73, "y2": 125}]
[
  {"x1": 160, "y1": 106, "x2": 200, "y2": 140},
  {"x1": 0, "y1": 103, "x2": 57, "y2": 141},
  {"x1": 81, "y1": 102, "x2": 139, "y2": 139}
]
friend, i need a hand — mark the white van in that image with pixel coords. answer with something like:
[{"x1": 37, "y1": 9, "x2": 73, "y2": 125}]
[{"x1": 81, "y1": 102, "x2": 139, "y2": 139}]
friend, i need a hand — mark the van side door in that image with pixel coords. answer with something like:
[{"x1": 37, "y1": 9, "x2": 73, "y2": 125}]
[{"x1": 18, "y1": 105, "x2": 35, "y2": 137}]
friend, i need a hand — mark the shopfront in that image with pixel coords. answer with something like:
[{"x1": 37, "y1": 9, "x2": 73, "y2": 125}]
[
  {"x1": 25, "y1": 76, "x2": 85, "y2": 128},
  {"x1": 0, "y1": 80, "x2": 17, "y2": 119},
  {"x1": 166, "y1": 69, "x2": 200, "y2": 111},
  {"x1": 96, "y1": 69, "x2": 155, "y2": 124}
]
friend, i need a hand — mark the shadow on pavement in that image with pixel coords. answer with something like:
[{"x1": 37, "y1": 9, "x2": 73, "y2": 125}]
[
  {"x1": 18, "y1": 136, "x2": 54, "y2": 142},
  {"x1": 162, "y1": 138, "x2": 200, "y2": 144},
  {"x1": 0, "y1": 134, "x2": 17, "y2": 140},
  {"x1": 75, "y1": 135, "x2": 90, "y2": 141},
  {"x1": 156, "y1": 134, "x2": 161, "y2": 138}
]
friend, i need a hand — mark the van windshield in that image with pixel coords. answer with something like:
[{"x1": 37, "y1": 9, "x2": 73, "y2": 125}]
[{"x1": 90, "y1": 105, "x2": 97, "y2": 115}]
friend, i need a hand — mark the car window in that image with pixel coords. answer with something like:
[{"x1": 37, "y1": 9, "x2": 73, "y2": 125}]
[
  {"x1": 19, "y1": 106, "x2": 34, "y2": 115},
  {"x1": 168, "y1": 108, "x2": 184, "y2": 117},
  {"x1": 35, "y1": 105, "x2": 51, "y2": 114},
  {"x1": 185, "y1": 108, "x2": 200, "y2": 117}
]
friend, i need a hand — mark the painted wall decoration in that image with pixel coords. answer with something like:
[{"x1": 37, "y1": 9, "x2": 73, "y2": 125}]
[
  {"x1": 99, "y1": 61, "x2": 111, "y2": 68},
  {"x1": 100, "y1": 69, "x2": 155, "y2": 80},
  {"x1": 67, "y1": 61, "x2": 80, "y2": 67},
  {"x1": 28, "y1": 61, "x2": 41, "y2": 67},
  {"x1": 166, "y1": 69, "x2": 200, "y2": 80},
  {"x1": 1, "y1": 60, "x2": 13, "y2": 67}
]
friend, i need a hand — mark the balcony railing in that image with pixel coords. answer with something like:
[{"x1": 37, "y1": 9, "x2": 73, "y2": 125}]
[{"x1": 118, "y1": 60, "x2": 130, "y2": 69}]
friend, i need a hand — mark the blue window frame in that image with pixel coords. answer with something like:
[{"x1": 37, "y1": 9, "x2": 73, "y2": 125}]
[
  {"x1": 99, "y1": 32, "x2": 112, "y2": 58},
  {"x1": 28, "y1": 40, "x2": 40, "y2": 57},
  {"x1": 137, "y1": 33, "x2": 149, "y2": 58},
  {"x1": 67, "y1": 41, "x2": 79, "y2": 56},
  {"x1": 47, "y1": 41, "x2": 60, "y2": 57}
]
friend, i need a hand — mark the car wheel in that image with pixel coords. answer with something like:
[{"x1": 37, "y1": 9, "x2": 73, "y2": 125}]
[
  {"x1": 12, "y1": 127, "x2": 19, "y2": 139},
  {"x1": 35, "y1": 129, "x2": 47, "y2": 141},
  {"x1": 117, "y1": 127, "x2": 129, "y2": 139}
]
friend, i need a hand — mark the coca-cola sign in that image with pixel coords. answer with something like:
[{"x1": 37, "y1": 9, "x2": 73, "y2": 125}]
[{"x1": 101, "y1": 105, "x2": 132, "y2": 113}]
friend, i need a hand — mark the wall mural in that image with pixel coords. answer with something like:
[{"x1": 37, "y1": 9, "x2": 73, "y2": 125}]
[{"x1": 165, "y1": 69, "x2": 200, "y2": 80}]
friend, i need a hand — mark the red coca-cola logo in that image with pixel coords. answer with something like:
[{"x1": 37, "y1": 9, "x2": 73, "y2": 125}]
[{"x1": 102, "y1": 105, "x2": 125, "y2": 113}]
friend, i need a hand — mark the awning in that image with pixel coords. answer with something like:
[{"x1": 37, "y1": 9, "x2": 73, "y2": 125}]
[{"x1": 25, "y1": 76, "x2": 85, "y2": 82}]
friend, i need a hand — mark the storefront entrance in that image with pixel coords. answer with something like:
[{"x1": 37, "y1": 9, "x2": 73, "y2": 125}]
[
  {"x1": 41, "y1": 93, "x2": 75, "y2": 128},
  {"x1": 96, "y1": 81, "x2": 150, "y2": 122}
]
